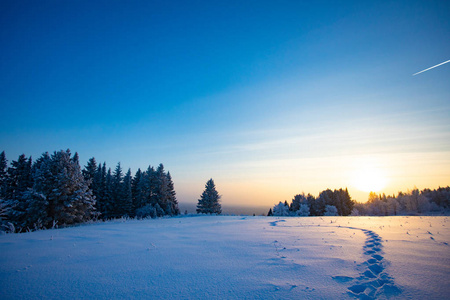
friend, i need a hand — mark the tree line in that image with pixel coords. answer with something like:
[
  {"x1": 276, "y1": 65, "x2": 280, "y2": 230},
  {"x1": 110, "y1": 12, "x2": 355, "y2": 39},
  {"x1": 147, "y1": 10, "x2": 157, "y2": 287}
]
[
  {"x1": 352, "y1": 187, "x2": 450, "y2": 216},
  {"x1": 269, "y1": 188, "x2": 354, "y2": 216},
  {"x1": 269, "y1": 186, "x2": 450, "y2": 217},
  {"x1": 0, "y1": 150, "x2": 179, "y2": 232}
]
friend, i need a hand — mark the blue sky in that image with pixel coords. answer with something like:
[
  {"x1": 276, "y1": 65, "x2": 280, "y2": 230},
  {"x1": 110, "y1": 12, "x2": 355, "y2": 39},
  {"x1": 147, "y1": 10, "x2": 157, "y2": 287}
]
[{"x1": 1, "y1": 0, "x2": 449, "y2": 206}]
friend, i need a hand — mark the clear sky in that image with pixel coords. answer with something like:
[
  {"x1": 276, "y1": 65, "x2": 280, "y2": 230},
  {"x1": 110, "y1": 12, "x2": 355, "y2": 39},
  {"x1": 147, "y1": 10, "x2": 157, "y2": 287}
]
[{"x1": 1, "y1": 0, "x2": 449, "y2": 207}]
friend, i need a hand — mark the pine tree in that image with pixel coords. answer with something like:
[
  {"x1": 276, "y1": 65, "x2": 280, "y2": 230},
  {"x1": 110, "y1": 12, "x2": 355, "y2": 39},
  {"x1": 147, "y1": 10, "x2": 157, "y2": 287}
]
[
  {"x1": 196, "y1": 179, "x2": 221, "y2": 214},
  {"x1": 131, "y1": 168, "x2": 142, "y2": 212},
  {"x1": 92, "y1": 162, "x2": 107, "y2": 216},
  {"x1": 154, "y1": 164, "x2": 168, "y2": 215},
  {"x1": 32, "y1": 150, "x2": 95, "y2": 227},
  {"x1": 290, "y1": 194, "x2": 306, "y2": 212},
  {"x1": 103, "y1": 168, "x2": 113, "y2": 218},
  {"x1": 166, "y1": 172, "x2": 179, "y2": 215},
  {"x1": 137, "y1": 165, "x2": 155, "y2": 209},
  {"x1": 5, "y1": 154, "x2": 33, "y2": 201},
  {"x1": 0, "y1": 151, "x2": 7, "y2": 198},
  {"x1": 267, "y1": 208, "x2": 273, "y2": 216},
  {"x1": 306, "y1": 193, "x2": 316, "y2": 216},
  {"x1": 111, "y1": 162, "x2": 123, "y2": 218},
  {"x1": 147, "y1": 165, "x2": 157, "y2": 206},
  {"x1": 5, "y1": 154, "x2": 33, "y2": 228},
  {"x1": 340, "y1": 188, "x2": 354, "y2": 216},
  {"x1": 28, "y1": 152, "x2": 52, "y2": 228},
  {"x1": 272, "y1": 201, "x2": 289, "y2": 216},
  {"x1": 82, "y1": 157, "x2": 97, "y2": 189},
  {"x1": 119, "y1": 168, "x2": 133, "y2": 217}
]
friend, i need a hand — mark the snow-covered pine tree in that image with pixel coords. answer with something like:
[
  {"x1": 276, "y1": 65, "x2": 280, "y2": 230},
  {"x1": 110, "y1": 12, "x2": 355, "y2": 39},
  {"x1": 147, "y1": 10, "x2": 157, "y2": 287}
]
[
  {"x1": 103, "y1": 168, "x2": 113, "y2": 218},
  {"x1": 4, "y1": 154, "x2": 33, "y2": 228},
  {"x1": 315, "y1": 190, "x2": 331, "y2": 216},
  {"x1": 272, "y1": 201, "x2": 289, "y2": 216},
  {"x1": 5, "y1": 154, "x2": 33, "y2": 201},
  {"x1": 93, "y1": 162, "x2": 106, "y2": 214},
  {"x1": 290, "y1": 194, "x2": 306, "y2": 212},
  {"x1": 131, "y1": 168, "x2": 142, "y2": 213},
  {"x1": 82, "y1": 157, "x2": 97, "y2": 189},
  {"x1": 119, "y1": 168, "x2": 133, "y2": 217},
  {"x1": 306, "y1": 193, "x2": 317, "y2": 216},
  {"x1": 0, "y1": 152, "x2": 8, "y2": 222},
  {"x1": 154, "y1": 164, "x2": 169, "y2": 216},
  {"x1": 166, "y1": 172, "x2": 179, "y2": 216},
  {"x1": 0, "y1": 151, "x2": 7, "y2": 198},
  {"x1": 196, "y1": 178, "x2": 221, "y2": 214},
  {"x1": 27, "y1": 152, "x2": 52, "y2": 228},
  {"x1": 138, "y1": 165, "x2": 156, "y2": 208},
  {"x1": 110, "y1": 162, "x2": 123, "y2": 218},
  {"x1": 32, "y1": 150, "x2": 95, "y2": 227}
]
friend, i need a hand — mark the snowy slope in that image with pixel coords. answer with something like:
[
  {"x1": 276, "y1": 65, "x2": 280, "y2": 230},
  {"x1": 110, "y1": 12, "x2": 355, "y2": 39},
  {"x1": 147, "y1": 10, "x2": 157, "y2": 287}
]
[{"x1": 0, "y1": 216, "x2": 449, "y2": 299}]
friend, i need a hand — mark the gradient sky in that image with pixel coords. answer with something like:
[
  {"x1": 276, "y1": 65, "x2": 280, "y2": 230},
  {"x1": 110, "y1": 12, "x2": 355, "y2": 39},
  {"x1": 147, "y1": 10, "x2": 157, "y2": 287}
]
[{"x1": 1, "y1": 0, "x2": 449, "y2": 207}]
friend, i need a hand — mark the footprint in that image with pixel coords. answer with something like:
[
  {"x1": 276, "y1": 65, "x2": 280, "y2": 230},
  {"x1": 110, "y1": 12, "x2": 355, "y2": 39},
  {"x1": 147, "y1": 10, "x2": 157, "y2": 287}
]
[
  {"x1": 366, "y1": 258, "x2": 378, "y2": 264},
  {"x1": 372, "y1": 254, "x2": 383, "y2": 261},
  {"x1": 368, "y1": 264, "x2": 383, "y2": 275},
  {"x1": 269, "y1": 220, "x2": 286, "y2": 227},
  {"x1": 332, "y1": 275, "x2": 354, "y2": 283},
  {"x1": 348, "y1": 283, "x2": 367, "y2": 294},
  {"x1": 363, "y1": 270, "x2": 377, "y2": 278}
]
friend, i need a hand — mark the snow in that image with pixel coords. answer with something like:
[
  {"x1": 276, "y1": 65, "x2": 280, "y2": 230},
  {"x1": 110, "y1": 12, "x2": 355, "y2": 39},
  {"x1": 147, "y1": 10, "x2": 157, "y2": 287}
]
[{"x1": 1, "y1": 216, "x2": 449, "y2": 299}]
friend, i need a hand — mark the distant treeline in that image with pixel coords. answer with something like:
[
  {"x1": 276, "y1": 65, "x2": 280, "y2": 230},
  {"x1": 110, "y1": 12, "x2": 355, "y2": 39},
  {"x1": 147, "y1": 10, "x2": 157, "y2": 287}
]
[
  {"x1": 352, "y1": 187, "x2": 450, "y2": 216},
  {"x1": 269, "y1": 186, "x2": 450, "y2": 217},
  {"x1": 0, "y1": 150, "x2": 179, "y2": 232},
  {"x1": 269, "y1": 188, "x2": 354, "y2": 216}
]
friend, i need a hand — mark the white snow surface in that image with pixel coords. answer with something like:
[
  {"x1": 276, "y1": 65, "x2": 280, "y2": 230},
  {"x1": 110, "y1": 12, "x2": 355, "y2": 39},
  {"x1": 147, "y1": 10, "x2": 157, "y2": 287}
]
[{"x1": 1, "y1": 216, "x2": 449, "y2": 299}]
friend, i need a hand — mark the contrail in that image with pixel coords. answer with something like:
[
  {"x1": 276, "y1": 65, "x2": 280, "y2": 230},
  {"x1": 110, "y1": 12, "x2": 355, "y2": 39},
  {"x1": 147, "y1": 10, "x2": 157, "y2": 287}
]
[{"x1": 413, "y1": 59, "x2": 450, "y2": 76}]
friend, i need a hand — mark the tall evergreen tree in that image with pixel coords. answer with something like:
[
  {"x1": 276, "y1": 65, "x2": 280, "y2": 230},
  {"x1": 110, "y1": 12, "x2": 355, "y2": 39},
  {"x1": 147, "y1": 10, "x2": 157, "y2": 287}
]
[
  {"x1": 92, "y1": 162, "x2": 107, "y2": 216},
  {"x1": 5, "y1": 154, "x2": 33, "y2": 228},
  {"x1": 82, "y1": 157, "x2": 97, "y2": 189},
  {"x1": 0, "y1": 151, "x2": 7, "y2": 198},
  {"x1": 306, "y1": 193, "x2": 317, "y2": 215},
  {"x1": 131, "y1": 168, "x2": 142, "y2": 212},
  {"x1": 154, "y1": 164, "x2": 170, "y2": 216},
  {"x1": 166, "y1": 172, "x2": 180, "y2": 215},
  {"x1": 196, "y1": 179, "x2": 221, "y2": 214},
  {"x1": 103, "y1": 168, "x2": 113, "y2": 218},
  {"x1": 119, "y1": 168, "x2": 133, "y2": 217},
  {"x1": 111, "y1": 162, "x2": 123, "y2": 218},
  {"x1": 142, "y1": 165, "x2": 156, "y2": 207},
  {"x1": 290, "y1": 194, "x2": 306, "y2": 212},
  {"x1": 32, "y1": 150, "x2": 95, "y2": 227},
  {"x1": 5, "y1": 154, "x2": 33, "y2": 201}
]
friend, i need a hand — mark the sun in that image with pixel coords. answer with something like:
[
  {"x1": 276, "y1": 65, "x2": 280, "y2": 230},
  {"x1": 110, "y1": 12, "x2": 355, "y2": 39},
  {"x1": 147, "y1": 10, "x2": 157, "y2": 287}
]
[{"x1": 351, "y1": 166, "x2": 388, "y2": 193}]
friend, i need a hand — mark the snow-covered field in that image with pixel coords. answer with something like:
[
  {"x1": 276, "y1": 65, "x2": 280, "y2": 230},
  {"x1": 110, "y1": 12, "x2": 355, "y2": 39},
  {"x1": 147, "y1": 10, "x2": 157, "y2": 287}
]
[{"x1": 1, "y1": 216, "x2": 449, "y2": 299}]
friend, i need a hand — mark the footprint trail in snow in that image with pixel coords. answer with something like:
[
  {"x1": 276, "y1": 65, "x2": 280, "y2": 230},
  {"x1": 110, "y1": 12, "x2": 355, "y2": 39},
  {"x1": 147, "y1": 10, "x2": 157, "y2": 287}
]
[{"x1": 345, "y1": 228, "x2": 401, "y2": 299}]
